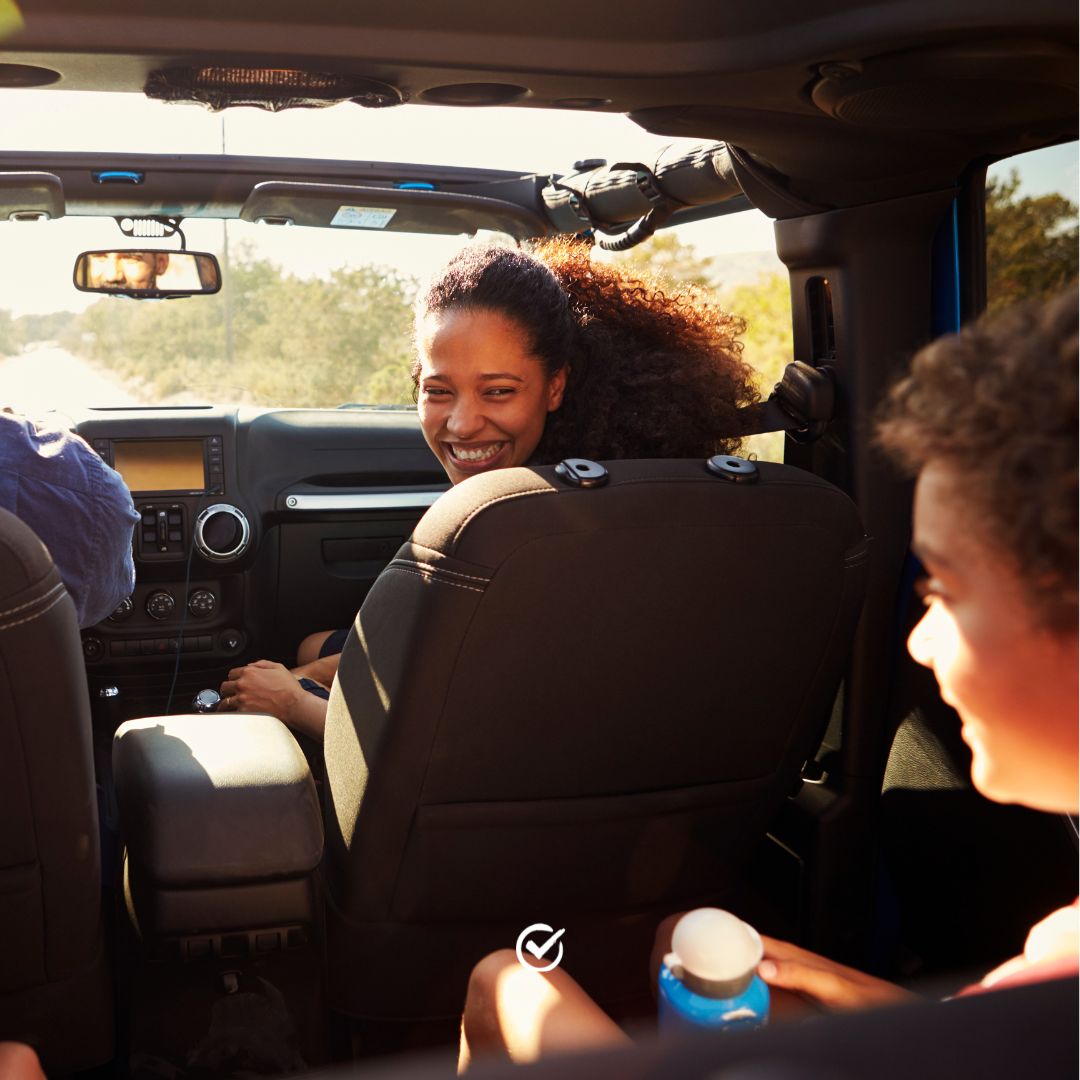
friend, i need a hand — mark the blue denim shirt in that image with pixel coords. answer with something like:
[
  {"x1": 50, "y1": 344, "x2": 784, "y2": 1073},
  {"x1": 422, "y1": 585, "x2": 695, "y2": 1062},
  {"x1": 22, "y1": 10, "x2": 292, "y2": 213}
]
[{"x1": 1, "y1": 411, "x2": 139, "y2": 628}]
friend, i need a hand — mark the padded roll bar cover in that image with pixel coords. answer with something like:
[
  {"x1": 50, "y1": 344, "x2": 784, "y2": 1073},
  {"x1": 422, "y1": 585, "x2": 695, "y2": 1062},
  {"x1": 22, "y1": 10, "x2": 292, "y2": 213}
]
[
  {"x1": 542, "y1": 143, "x2": 743, "y2": 230},
  {"x1": 113, "y1": 713, "x2": 323, "y2": 887}
]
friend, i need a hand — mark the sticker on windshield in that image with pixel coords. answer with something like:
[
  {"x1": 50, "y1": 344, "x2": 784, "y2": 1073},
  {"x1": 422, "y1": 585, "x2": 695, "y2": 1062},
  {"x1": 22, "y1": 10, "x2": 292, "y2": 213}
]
[{"x1": 330, "y1": 206, "x2": 397, "y2": 229}]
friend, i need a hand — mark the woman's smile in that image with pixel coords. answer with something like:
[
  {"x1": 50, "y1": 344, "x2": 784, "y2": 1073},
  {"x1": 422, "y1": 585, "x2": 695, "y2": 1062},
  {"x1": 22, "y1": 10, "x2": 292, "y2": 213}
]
[
  {"x1": 444, "y1": 440, "x2": 510, "y2": 468},
  {"x1": 416, "y1": 307, "x2": 567, "y2": 485}
]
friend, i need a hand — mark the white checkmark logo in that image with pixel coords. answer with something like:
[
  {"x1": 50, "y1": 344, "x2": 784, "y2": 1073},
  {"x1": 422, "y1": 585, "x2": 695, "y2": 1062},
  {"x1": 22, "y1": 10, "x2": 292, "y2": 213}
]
[{"x1": 515, "y1": 923, "x2": 566, "y2": 972}]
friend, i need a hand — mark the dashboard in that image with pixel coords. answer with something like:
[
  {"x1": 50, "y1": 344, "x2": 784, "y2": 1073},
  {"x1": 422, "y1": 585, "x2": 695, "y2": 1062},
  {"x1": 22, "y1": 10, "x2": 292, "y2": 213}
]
[{"x1": 74, "y1": 406, "x2": 447, "y2": 721}]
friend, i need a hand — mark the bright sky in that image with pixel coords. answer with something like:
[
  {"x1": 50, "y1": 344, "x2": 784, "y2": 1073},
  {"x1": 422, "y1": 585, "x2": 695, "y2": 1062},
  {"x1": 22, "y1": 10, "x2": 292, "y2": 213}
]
[{"x1": 1, "y1": 91, "x2": 1077, "y2": 316}]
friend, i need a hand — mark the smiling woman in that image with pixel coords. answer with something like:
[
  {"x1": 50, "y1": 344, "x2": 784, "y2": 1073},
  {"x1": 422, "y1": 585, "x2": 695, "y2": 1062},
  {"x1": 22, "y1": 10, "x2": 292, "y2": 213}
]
[
  {"x1": 221, "y1": 238, "x2": 761, "y2": 736},
  {"x1": 414, "y1": 238, "x2": 758, "y2": 477},
  {"x1": 416, "y1": 306, "x2": 568, "y2": 483}
]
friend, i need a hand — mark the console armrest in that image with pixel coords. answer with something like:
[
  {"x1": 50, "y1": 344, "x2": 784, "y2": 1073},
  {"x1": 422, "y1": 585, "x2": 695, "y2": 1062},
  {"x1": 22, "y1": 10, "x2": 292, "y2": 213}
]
[{"x1": 114, "y1": 713, "x2": 323, "y2": 888}]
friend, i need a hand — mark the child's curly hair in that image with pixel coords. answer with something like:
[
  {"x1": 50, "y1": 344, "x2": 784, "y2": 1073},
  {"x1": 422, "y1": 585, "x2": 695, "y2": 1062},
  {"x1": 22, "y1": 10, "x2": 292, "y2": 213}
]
[
  {"x1": 877, "y1": 290, "x2": 1078, "y2": 629},
  {"x1": 414, "y1": 237, "x2": 758, "y2": 463}
]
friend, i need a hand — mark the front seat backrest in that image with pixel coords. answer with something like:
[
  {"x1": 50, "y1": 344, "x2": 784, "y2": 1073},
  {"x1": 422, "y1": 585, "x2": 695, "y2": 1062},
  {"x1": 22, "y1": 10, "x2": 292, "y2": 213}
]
[
  {"x1": 0, "y1": 508, "x2": 113, "y2": 1072},
  {"x1": 323, "y1": 459, "x2": 868, "y2": 1024}
]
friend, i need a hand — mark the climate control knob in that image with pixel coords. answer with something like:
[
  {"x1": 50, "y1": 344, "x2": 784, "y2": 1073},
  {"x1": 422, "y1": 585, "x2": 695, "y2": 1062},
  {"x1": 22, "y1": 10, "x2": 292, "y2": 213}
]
[
  {"x1": 194, "y1": 504, "x2": 251, "y2": 563},
  {"x1": 146, "y1": 590, "x2": 176, "y2": 621},
  {"x1": 108, "y1": 597, "x2": 134, "y2": 622},
  {"x1": 188, "y1": 589, "x2": 217, "y2": 618}
]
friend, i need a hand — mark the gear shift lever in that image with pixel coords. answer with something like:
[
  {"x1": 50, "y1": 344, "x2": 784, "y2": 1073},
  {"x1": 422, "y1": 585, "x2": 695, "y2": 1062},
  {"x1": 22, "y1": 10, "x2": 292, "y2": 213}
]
[{"x1": 193, "y1": 688, "x2": 221, "y2": 714}]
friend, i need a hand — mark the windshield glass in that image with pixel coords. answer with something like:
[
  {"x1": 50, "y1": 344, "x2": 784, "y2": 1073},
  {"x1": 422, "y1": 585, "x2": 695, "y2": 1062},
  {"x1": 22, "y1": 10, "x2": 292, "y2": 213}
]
[{"x1": 1, "y1": 90, "x2": 784, "y2": 416}]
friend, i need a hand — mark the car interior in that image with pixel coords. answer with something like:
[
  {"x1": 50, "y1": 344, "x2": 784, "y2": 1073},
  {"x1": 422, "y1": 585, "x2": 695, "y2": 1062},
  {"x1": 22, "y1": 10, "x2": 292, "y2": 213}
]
[{"x1": 0, "y1": 1, "x2": 1077, "y2": 1076}]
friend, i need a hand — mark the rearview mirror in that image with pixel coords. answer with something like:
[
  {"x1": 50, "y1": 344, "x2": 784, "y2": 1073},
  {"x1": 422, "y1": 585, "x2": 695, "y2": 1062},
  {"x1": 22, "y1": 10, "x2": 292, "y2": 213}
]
[{"x1": 73, "y1": 250, "x2": 221, "y2": 297}]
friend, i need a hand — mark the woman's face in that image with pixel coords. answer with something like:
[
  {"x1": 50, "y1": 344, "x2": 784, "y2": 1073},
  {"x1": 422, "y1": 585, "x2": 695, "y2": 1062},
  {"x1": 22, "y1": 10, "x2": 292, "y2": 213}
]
[
  {"x1": 416, "y1": 307, "x2": 567, "y2": 485},
  {"x1": 906, "y1": 462, "x2": 1079, "y2": 814}
]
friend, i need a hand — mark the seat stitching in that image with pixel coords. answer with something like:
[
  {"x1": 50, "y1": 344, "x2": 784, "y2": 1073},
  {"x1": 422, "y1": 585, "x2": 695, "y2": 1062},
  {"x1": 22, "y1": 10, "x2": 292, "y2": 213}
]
[
  {"x1": 388, "y1": 559, "x2": 490, "y2": 584},
  {"x1": 0, "y1": 580, "x2": 65, "y2": 621},
  {"x1": 385, "y1": 565, "x2": 485, "y2": 594},
  {"x1": 0, "y1": 589, "x2": 66, "y2": 631}
]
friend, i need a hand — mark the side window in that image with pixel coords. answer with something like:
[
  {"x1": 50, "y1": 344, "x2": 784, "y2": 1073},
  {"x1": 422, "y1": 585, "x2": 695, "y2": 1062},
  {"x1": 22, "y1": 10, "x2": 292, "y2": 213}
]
[
  {"x1": 985, "y1": 141, "x2": 1078, "y2": 311},
  {"x1": 601, "y1": 210, "x2": 791, "y2": 462}
]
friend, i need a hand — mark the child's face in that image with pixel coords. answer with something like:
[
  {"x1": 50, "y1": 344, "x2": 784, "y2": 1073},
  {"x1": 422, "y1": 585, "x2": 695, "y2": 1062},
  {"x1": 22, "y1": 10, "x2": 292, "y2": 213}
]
[{"x1": 906, "y1": 462, "x2": 1078, "y2": 814}]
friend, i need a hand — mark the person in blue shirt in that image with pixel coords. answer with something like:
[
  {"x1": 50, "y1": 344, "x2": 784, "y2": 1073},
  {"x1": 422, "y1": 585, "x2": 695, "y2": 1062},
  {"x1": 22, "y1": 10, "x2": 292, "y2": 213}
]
[{"x1": 0, "y1": 408, "x2": 139, "y2": 627}]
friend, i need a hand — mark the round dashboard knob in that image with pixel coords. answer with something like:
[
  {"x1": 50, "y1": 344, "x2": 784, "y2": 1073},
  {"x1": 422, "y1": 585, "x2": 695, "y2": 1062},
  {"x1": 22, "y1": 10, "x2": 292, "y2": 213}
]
[
  {"x1": 194, "y1": 504, "x2": 251, "y2": 563},
  {"x1": 146, "y1": 590, "x2": 175, "y2": 621},
  {"x1": 188, "y1": 588, "x2": 217, "y2": 618},
  {"x1": 108, "y1": 597, "x2": 134, "y2": 622}
]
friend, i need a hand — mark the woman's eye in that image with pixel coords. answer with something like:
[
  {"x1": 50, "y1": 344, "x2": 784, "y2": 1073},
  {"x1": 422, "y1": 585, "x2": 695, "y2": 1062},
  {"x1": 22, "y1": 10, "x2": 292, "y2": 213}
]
[
  {"x1": 485, "y1": 387, "x2": 515, "y2": 397},
  {"x1": 422, "y1": 386, "x2": 450, "y2": 398}
]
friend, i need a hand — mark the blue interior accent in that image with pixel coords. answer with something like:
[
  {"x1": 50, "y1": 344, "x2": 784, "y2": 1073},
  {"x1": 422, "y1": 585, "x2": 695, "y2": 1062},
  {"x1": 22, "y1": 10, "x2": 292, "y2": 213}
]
[
  {"x1": 92, "y1": 170, "x2": 145, "y2": 184},
  {"x1": 930, "y1": 199, "x2": 961, "y2": 337}
]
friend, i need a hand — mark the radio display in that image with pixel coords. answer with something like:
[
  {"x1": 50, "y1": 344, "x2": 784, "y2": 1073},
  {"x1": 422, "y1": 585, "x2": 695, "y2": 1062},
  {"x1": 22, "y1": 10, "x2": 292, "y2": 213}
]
[{"x1": 112, "y1": 440, "x2": 206, "y2": 494}]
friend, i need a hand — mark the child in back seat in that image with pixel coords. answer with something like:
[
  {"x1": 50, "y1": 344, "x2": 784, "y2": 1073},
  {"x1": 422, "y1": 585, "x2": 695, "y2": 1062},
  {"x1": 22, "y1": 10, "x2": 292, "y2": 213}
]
[{"x1": 457, "y1": 291, "x2": 1079, "y2": 1069}]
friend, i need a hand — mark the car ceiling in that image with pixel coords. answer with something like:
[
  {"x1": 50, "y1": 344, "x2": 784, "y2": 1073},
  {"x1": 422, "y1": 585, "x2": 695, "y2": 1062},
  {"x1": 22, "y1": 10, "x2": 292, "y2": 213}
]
[{"x1": 1, "y1": 1, "x2": 1076, "y2": 210}]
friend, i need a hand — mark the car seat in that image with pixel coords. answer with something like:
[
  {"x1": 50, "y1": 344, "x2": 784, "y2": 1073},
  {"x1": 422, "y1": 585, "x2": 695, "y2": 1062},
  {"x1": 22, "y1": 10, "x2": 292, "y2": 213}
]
[
  {"x1": 321, "y1": 458, "x2": 868, "y2": 1030},
  {"x1": 0, "y1": 508, "x2": 113, "y2": 1072}
]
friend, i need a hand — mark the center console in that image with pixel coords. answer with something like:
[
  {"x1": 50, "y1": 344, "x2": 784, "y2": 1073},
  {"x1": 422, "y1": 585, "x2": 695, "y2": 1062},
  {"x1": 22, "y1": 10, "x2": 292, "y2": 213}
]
[{"x1": 79, "y1": 414, "x2": 255, "y2": 674}]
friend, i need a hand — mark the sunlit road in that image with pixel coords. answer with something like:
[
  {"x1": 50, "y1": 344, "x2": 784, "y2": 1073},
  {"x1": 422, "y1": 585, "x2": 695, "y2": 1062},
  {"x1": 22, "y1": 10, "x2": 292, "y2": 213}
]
[{"x1": 0, "y1": 344, "x2": 143, "y2": 416}]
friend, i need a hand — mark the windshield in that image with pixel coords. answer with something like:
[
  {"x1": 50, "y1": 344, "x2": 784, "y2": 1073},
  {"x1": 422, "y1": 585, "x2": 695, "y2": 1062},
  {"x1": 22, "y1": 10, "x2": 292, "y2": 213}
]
[{"x1": 1, "y1": 91, "x2": 777, "y2": 417}]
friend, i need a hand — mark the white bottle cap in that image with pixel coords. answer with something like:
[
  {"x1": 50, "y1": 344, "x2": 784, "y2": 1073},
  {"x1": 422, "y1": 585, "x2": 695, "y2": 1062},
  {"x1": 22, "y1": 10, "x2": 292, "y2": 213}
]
[{"x1": 664, "y1": 908, "x2": 763, "y2": 996}]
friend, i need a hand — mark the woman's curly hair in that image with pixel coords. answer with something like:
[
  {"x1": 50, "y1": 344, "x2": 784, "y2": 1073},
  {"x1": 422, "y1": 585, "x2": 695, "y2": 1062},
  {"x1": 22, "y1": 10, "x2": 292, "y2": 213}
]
[
  {"x1": 877, "y1": 290, "x2": 1078, "y2": 629},
  {"x1": 414, "y1": 237, "x2": 758, "y2": 463}
]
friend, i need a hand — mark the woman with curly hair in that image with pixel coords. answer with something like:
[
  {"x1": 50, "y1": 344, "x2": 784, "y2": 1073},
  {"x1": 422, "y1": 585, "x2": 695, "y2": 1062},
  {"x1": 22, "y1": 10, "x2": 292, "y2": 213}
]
[
  {"x1": 456, "y1": 290, "x2": 1078, "y2": 1068},
  {"x1": 413, "y1": 238, "x2": 756, "y2": 482},
  {"x1": 220, "y1": 239, "x2": 758, "y2": 737}
]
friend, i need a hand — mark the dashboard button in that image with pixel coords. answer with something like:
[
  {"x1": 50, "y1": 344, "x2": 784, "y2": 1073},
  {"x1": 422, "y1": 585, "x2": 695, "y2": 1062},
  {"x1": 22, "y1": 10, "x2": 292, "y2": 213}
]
[{"x1": 82, "y1": 637, "x2": 104, "y2": 661}]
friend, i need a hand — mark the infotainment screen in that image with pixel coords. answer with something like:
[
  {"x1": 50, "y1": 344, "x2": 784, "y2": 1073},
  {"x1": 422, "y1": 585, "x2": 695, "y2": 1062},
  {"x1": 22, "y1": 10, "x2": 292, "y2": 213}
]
[{"x1": 111, "y1": 440, "x2": 206, "y2": 494}]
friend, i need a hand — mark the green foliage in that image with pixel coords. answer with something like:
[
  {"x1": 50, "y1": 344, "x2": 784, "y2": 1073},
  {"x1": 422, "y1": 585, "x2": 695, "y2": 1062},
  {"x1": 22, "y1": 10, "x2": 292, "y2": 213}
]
[
  {"x1": 74, "y1": 249, "x2": 418, "y2": 406},
  {"x1": 718, "y1": 272, "x2": 793, "y2": 395},
  {"x1": 0, "y1": 308, "x2": 15, "y2": 357},
  {"x1": 0, "y1": 309, "x2": 82, "y2": 356},
  {"x1": 986, "y1": 170, "x2": 1079, "y2": 311},
  {"x1": 609, "y1": 232, "x2": 718, "y2": 288}
]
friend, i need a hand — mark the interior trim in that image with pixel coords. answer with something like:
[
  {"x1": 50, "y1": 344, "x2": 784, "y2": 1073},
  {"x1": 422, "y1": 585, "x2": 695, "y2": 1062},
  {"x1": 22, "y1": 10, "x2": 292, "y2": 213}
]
[{"x1": 283, "y1": 492, "x2": 445, "y2": 511}]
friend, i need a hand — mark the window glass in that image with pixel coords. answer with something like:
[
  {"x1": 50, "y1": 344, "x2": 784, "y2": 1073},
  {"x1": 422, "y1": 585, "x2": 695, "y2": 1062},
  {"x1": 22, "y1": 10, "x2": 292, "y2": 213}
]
[{"x1": 985, "y1": 141, "x2": 1078, "y2": 311}]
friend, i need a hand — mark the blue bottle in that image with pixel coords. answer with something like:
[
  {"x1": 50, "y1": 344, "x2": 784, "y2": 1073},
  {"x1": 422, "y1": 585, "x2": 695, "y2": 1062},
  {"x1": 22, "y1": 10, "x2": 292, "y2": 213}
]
[{"x1": 658, "y1": 908, "x2": 770, "y2": 1032}]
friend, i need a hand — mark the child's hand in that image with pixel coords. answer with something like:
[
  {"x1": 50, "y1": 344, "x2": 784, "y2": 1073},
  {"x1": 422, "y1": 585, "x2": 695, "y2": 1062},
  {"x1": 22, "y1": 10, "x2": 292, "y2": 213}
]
[{"x1": 757, "y1": 935, "x2": 921, "y2": 1013}]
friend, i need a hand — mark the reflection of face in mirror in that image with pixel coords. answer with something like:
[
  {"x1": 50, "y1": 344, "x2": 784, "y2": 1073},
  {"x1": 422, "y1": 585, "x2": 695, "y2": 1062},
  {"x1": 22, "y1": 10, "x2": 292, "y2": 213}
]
[{"x1": 86, "y1": 251, "x2": 170, "y2": 290}]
